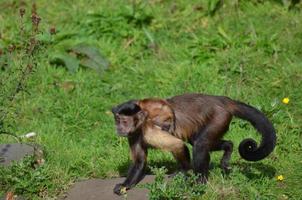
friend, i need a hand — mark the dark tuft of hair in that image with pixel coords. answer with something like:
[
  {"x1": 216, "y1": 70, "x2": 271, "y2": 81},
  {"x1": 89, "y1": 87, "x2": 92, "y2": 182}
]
[{"x1": 112, "y1": 100, "x2": 141, "y2": 116}]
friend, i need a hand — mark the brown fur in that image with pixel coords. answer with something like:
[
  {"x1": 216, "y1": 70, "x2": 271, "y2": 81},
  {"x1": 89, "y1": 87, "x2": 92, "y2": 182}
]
[
  {"x1": 137, "y1": 98, "x2": 175, "y2": 133},
  {"x1": 167, "y1": 94, "x2": 233, "y2": 141},
  {"x1": 112, "y1": 93, "x2": 276, "y2": 195}
]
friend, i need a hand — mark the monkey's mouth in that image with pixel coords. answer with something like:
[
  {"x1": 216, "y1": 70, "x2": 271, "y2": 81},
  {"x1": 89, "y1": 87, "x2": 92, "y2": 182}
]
[
  {"x1": 117, "y1": 133, "x2": 128, "y2": 137},
  {"x1": 116, "y1": 130, "x2": 129, "y2": 137}
]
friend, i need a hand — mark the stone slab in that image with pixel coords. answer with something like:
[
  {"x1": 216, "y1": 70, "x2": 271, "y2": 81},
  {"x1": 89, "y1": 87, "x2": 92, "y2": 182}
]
[
  {"x1": 63, "y1": 175, "x2": 160, "y2": 200},
  {"x1": 0, "y1": 143, "x2": 34, "y2": 166}
]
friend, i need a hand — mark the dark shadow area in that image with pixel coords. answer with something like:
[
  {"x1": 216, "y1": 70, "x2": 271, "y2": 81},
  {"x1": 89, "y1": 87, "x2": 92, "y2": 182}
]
[
  {"x1": 116, "y1": 160, "x2": 131, "y2": 176},
  {"x1": 271, "y1": 0, "x2": 300, "y2": 5},
  {"x1": 207, "y1": 161, "x2": 276, "y2": 180},
  {"x1": 117, "y1": 159, "x2": 276, "y2": 180},
  {"x1": 117, "y1": 159, "x2": 179, "y2": 176},
  {"x1": 236, "y1": 162, "x2": 276, "y2": 180},
  {"x1": 0, "y1": 144, "x2": 12, "y2": 154},
  {"x1": 0, "y1": 144, "x2": 11, "y2": 163},
  {"x1": 266, "y1": 0, "x2": 301, "y2": 10}
]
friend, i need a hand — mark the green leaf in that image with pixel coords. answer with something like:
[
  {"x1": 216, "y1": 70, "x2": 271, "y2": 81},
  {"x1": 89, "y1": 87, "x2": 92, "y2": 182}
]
[
  {"x1": 143, "y1": 27, "x2": 155, "y2": 44},
  {"x1": 218, "y1": 26, "x2": 232, "y2": 44},
  {"x1": 50, "y1": 53, "x2": 80, "y2": 73},
  {"x1": 36, "y1": 33, "x2": 53, "y2": 44},
  {"x1": 80, "y1": 58, "x2": 101, "y2": 71},
  {"x1": 71, "y1": 43, "x2": 109, "y2": 73},
  {"x1": 208, "y1": 0, "x2": 223, "y2": 16}
]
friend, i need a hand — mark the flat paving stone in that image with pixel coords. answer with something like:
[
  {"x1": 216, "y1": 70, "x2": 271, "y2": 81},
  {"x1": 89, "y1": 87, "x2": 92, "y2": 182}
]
[
  {"x1": 0, "y1": 143, "x2": 34, "y2": 166},
  {"x1": 63, "y1": 175, "x2": 161, "y2": 200}
]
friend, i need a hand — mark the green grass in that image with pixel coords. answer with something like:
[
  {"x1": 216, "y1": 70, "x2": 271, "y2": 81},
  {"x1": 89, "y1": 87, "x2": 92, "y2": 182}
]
[{"x1": 1, "y1": 0, "x2": 302, "y2": 199}]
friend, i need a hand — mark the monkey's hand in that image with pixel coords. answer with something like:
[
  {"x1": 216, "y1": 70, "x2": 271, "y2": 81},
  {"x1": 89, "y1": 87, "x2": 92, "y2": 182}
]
[{"x1": 113, "y1": 183, "x2": 128, "y2": 195}]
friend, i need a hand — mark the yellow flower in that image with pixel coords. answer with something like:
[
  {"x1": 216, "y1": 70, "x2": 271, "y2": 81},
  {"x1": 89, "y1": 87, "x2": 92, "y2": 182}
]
[
  {"x1": 277, "y1": 175, "x2": 284, "y2": 181},
  {"x1": 282, "y1": 97, "x2": 289, "y2": 104}
]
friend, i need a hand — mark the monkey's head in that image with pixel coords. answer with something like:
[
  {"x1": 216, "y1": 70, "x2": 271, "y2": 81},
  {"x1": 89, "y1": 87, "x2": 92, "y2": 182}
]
[{"x1": 112, "y1": 100, "x2": 147, "y2": 137}]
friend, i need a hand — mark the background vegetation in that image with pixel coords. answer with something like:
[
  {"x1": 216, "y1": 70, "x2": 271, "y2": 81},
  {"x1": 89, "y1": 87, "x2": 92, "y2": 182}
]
[{"x1": 0, "y1": 0, "x2": 301, "y2": 199}]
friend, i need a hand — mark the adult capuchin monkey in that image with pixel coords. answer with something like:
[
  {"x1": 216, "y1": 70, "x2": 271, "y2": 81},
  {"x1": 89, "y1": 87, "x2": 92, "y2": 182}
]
[{"x1": 111, "y1": 93, "x2": 276, "y2": 195}]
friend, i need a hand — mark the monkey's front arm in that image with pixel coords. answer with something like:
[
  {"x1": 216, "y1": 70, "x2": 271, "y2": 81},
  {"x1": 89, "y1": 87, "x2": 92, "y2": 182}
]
[{"x1": 113, "y1": 135, "x2": 147, "y2": 195}]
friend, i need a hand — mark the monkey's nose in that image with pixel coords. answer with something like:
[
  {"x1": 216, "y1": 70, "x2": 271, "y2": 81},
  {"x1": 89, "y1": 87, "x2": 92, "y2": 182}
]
[{"x1": 116, "y1": 128, "x2": 125, "y2": 135}]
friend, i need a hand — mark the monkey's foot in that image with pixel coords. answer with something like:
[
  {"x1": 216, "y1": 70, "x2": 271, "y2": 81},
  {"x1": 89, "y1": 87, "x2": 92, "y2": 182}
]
[{"x1": 113, "y1": 183, "x2": 128, "y2": 195}]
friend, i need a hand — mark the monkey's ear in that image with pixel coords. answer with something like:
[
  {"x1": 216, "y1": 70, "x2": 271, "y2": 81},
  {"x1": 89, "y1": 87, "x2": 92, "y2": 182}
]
[
  {"x1": 135, "y1": 110, "x2": 147, "y2": 128},
  {"x1": 136, "y1": 110, "x2": 147, "y2": 119}
]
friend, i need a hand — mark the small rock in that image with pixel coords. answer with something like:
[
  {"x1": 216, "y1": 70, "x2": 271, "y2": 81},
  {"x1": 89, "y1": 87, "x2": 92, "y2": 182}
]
[{"x1": 0, "y1": 143, "x2": 35, "y2": 166}]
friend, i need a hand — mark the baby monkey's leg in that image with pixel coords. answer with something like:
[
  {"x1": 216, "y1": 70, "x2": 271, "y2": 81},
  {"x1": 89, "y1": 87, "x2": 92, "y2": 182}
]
[{"x1": 144, "y1": 128, "x2": 191, "y2": 171}]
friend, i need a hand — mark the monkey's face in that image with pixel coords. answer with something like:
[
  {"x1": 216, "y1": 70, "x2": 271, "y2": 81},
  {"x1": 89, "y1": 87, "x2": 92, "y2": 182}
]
[
  {"x1": 111, "y1": 101, "x2": 147, "y2": 137},
  {"x1": 113, "y1": 114, "x2": 135, "y2": 136},
  {"x1": 113, "y1": 113, "x2": 148, "y2": 137}
]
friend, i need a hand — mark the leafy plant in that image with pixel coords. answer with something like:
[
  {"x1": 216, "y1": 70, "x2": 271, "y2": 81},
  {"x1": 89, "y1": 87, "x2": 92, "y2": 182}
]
[
  {"x1": 85, "y1": 1, "x2": 153, "y2": 39},
  {"x1": 144, "y1": 168, "x2": 205, "y2": 200},
  {"x1": 0, "y1": 156, "x2": 56, "y2": 199},
  {"x1": 0, "y1": 3, "x2": 42, "y2": 138}
]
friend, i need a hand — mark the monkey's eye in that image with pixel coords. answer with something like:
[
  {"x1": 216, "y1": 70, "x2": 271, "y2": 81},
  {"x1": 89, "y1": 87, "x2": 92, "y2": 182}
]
[{"x1": 122, "y1": 120, "x2": 128, "y2": 126}]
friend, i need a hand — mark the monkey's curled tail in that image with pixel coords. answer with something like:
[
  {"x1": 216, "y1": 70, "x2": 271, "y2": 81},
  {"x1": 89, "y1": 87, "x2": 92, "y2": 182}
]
[{"x1": 231, "y1": 101, "x2": 276, "y2": 161}]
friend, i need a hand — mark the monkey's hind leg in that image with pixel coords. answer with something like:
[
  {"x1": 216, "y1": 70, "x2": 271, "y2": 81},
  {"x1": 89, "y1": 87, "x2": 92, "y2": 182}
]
[
  {"x1": 212, "y1": 140, "x2": 233, "y2": 175},
  {"x1": 193, "y1": 137, "x2": 211, "y2": 184},
  {"x1": 193, "y1": 109, "x2": 232, "y2": 184}
]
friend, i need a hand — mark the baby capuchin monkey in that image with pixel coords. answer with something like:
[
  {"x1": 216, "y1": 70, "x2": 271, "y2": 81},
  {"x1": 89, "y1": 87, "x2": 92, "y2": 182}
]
[
  {"x1": 111, "y1": 93, "x2": 276, "y2": 195},
  {"x1": 137, "y1": 98, "x2": 175, "y2": 133}
]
